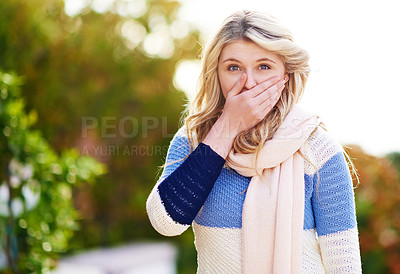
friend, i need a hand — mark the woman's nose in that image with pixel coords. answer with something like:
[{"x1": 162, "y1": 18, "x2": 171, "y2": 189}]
[{"x1": 244, "y1": 72, "x2": 257, "y2": 90}]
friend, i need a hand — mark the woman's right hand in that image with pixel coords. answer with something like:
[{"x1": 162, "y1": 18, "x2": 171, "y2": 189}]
[
  {"x1": 220, "y1": 74, "x2": 287, "y2": 137},
  {"x1": 203, "y1": 74, "x2": 286, "y2": 158}
]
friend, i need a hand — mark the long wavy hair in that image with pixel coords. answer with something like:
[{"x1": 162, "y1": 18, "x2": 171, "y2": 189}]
[{"x1": 183, "y1": 10, "x2": 310, "y2": 167}]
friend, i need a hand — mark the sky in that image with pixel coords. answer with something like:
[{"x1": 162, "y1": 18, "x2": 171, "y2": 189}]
[
  {"x1": 64, "y1": 0, "x2": 400, "y2": 156},
  {"x1": 175, "y1": 0, "x2": 400, "y2": 156}
]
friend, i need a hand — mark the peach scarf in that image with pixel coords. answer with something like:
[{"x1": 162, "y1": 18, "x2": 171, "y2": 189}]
[{"x1": 227, "y1": 105, "x2": 321, "y2": 273}]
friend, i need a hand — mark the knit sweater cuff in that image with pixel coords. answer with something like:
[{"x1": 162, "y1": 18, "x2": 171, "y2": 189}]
[{"x1": 158, "y1": 142, "x2": 225, "y2": 225}]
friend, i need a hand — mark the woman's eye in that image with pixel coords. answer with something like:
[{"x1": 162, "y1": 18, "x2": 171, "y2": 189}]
[
  {"x1": 259, "y1": 64, "x2": 271, "y2": 70},
  {"x1": 228, "y1": 65, "x2": 240, "y2": 71}
]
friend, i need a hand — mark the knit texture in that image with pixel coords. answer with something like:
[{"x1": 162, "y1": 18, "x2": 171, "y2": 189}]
[
  {"x1": 146, "y1": 126, "x2": 362, "y2": 273},
  {"x1": 157, "y1": 142, "x2": 225, "y2": 225}
]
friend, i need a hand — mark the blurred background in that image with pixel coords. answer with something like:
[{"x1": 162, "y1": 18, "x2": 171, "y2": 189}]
[{"x1": 0, "y1": 0, "x2": 399, "y2": 273}]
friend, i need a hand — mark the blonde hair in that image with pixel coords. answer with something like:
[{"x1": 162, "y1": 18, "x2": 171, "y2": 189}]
[{"x1": 183, "y1": 10, "x2": 310, "y2": 167}]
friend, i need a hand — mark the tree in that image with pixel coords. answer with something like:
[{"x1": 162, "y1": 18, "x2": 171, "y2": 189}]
[
  {"x1": 348, "y1": 145, "x2": 400, "y2": 273},
  {"x1": 387, "y1": 152, "x2": 400, "y2": 176},
  {"x1": 0, "y1": 72, "x2": 105, "y2": 272},
  {"x1": 0, "y1": 0, "x2": 200, "y2": 272}
]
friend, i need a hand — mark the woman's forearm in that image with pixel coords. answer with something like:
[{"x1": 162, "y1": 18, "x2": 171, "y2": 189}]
[
  {"x1": 156, "y1": 142, "x2": 225, "y2": 226},
  {"x1": 202, "y1": 113, "x2": 240, "y2": 159},
  {"x1": 149, "y1": 115, "x2": 241, "y2": 233}
]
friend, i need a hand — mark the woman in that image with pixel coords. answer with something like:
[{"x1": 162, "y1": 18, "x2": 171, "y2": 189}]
[{"x1": 146, "y1": 10, "x2": 362, "y2": 273}]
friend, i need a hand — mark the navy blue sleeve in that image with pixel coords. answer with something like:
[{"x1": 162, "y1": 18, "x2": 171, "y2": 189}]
[{"x1": 158, "y1": 142, "x2": 225, "y2": 225}]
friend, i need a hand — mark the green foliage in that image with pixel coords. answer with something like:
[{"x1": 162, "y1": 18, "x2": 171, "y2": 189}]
[
  {"x1": 0, "y1": 72, "x2": 106, "y2": 272},
  {"x1": 351, "y1": 146, "x2": 400, "y2": 273},
  {"x1": 361, "y1": 249, "x2": 389, "y2": 274},
  {"x1": 0, "y1": 0, "x2": 200, "y2": 272},
  {"x1": 387, "y1": 152, "x2": 400, "y2": 175}
]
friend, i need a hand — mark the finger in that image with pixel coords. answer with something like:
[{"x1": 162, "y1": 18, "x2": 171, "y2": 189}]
[
  {"x1": 259, "y1": 85, "x2": 284, "y2": 113},
  {"x1": 253, "y1": 79, "x2": 285, "y2": 104},
  {"x1": 227, "y1": 73, "x2": 247, "y2": 98},
  {"x1": 248, "y1": 76, "x2": 281, "y2": 98},
  {"x1": 260, "y1": 99, "x2": 278, "y2": 118}
]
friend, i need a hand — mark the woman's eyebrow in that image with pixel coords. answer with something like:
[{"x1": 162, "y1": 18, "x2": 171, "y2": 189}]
[
  {"x1": 222, "y1": 57, "x2": 276, "y2": 64},
  {"x1": 222, "y1": 58, "x2": 241, "y2": 63},
  {"x1": 257, "y1": 57, "x2": 276, "y2": 64}
]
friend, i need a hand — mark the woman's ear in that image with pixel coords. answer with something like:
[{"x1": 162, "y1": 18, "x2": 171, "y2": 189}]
[{"x1": 284, "y1": 73, "x2": 289, "y2": 81}]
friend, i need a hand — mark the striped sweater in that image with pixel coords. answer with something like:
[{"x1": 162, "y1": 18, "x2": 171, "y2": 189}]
[{"x1": 146, "y1": 125, "x2": 362, "y2": 273}]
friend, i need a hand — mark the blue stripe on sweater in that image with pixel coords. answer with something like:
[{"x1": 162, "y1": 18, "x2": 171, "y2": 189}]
[
  {"x1": 158, "y1": 142, "x2": 226, "y2": 225},
  {"x1": 312, "y1": 152, "x2": 357, "y2": 236},
  {"x1": 160, "y1": 130, "x2": 356, "y2": 235},
  {"x1": 195, "y1": 152, "x2": 356, "y2": 235},
  {"x1": 304, "y1": 173, "x2": 316, "y2": 230},
  {"x1": 195, "y1": 168, "x2": 250, "y2": 228},
  {"x1": 160, "y1": 135, "x2": 191, "y2": 181}
]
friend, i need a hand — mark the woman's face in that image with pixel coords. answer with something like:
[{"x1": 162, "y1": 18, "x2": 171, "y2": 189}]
[{"x1": 217, "y1": 39, "x2": 288, "y2": 99}]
